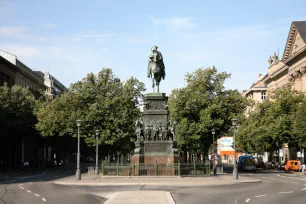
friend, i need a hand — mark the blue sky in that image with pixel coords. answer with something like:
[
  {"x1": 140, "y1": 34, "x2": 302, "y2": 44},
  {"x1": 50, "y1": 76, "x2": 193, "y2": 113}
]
[{"x1": 1, "y1": 0, "x2": 306, "y2": 94}]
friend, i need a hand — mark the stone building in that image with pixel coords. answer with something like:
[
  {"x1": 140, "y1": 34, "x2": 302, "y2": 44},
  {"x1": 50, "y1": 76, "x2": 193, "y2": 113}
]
[
  {"x1": 0, "y1": 50, "x2": 67, "y2": 97},
  {"x1": 243, "y1": 21, "x2": 306, "y2": 163},
  {"x1": 0, "y1": 50, "x2": 46, "y2": 94},
  {"x1": 0, "y1": 50, "x2": 67, "y2": 170}
]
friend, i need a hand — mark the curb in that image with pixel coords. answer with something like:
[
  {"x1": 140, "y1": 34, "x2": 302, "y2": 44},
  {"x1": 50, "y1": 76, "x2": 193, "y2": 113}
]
[{"x1": 53, "y1": 179, "x2": 261, "y2": 187}]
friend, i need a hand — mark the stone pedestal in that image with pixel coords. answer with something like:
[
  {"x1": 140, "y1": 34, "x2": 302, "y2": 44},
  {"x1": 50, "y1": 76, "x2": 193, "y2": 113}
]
[
  {"x1": 131, "y1": 93, "x2": 180, "y2": 175},
  {"x1": 143, "y1": 93, "x2": 169, "y2": 127}
]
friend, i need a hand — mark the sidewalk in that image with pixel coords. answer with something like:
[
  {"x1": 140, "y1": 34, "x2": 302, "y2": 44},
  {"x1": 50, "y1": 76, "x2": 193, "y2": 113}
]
[
  {"x1": 54, "y1": 174, "x2": 260, "y2": 204},
  {"x1": 54, "y1": 174, "x2": 261, "y2": 187},
  {"x1": 54, "y1": 174, "x2": 260, "y2": 203}
]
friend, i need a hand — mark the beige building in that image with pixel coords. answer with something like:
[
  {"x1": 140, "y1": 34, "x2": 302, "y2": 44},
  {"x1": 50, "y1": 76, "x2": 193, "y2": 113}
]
[
  {"x1": 243, "y1": 21, "x2": 306, "y2": 162},
  {"x1": 243, "y1": 21, "x2": 306, "y2": 99},
  {"x1": 0, "y1": 50, "x2": 66, "y2": 97}
]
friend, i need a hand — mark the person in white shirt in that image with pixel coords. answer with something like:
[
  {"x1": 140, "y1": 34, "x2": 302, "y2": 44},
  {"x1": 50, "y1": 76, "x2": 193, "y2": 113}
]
[{"x1": 301, "y1": 163, "x2": 305, "y2": 176}]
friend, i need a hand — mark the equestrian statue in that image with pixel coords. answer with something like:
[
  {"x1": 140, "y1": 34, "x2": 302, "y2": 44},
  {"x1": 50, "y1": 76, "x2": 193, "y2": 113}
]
[{"x1": 147, "y1": 46, "x2": 166, "y2": 93}]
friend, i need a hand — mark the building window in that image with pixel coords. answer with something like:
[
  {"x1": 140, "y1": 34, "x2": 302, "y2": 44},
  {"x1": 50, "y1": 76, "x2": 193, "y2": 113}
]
[{"x1": 261, "y1": 92, "x2": 267, "y2": 100}]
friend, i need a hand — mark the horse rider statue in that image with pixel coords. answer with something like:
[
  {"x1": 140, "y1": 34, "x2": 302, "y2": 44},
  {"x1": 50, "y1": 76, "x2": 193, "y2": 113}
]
[{"x1": 147, "y1": 46, "x2": 166, "y2": 93}]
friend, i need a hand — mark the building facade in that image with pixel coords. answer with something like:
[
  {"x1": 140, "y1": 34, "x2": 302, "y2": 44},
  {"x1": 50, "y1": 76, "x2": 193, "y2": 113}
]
[
  {"x1": 243, "y1": 21, "x2": 306, "y2": 98},
  {"x1": 0, "y1": 50, "x2": 67, "y2": 170},
  {"x1": 243, "y1": 21, "x2": 306, "y2": 163}
]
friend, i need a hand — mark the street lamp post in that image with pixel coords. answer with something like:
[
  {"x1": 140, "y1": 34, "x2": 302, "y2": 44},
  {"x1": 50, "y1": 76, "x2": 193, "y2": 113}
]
[
  {"x1": 211, "y1": 128, "x2": 216, "y2": 153},
  {"x1": 76, "y1": 119, "x2": 82, "y2": 180},
  {"x1": 95, "y1": 129, "x2": 99, "y2": 175},
  {"x1": 231, "y1": 118, "x2": 239, "y2": 180}
]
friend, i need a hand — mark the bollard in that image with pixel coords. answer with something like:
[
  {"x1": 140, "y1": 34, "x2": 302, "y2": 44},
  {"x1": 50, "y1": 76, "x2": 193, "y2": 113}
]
[
  {"x1": 193, "y1": 160, "x2": 196, "y2": 176},
  {"x1": 178, "y1": 160, "x2": 181, "y2": 176},
  {"x1": 116, "y1": 160, "x2": 119, "y2": 176},
  {"x1": 132, "y1": 164, "x2": 135, "y2": 176},
  {"x1": 156, "y1": 162, "x2": 158, "y2": 176},
  {"x1": 101, "y1": 161, "x2": 104, "y2": 176}
]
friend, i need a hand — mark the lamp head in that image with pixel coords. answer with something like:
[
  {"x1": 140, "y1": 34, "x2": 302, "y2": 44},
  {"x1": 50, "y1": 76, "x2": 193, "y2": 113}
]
[
  {"x1": 231, "y1": 118, "x2": 239, "y2": 127},
  {"x1": 76, "y1": 119, "x2": 82, "y2": 127}
]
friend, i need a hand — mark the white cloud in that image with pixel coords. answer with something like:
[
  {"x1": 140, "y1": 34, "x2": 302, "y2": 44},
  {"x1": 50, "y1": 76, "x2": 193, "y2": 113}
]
[
  {"x1": 42, "y1": 23, "x2": 57, "y2": 28},
  {"x1": 72, "y1": 33, "x2": 114, "y2": 42},
  {"x1": 129, "y1": 38, "x2": 146, "y2": 44},
  {"x1": 0, "y1": 0, "x2": 16, "y2": 13},
  {"x1": 2, "y1": 44, "x2": 40, "y2": 58},
  {"x1": 149, "y1": 16, "x2": 196, "y2": 30},
  {"x1": 0, "y1": 26, "x2": 25, "y2": 38}
]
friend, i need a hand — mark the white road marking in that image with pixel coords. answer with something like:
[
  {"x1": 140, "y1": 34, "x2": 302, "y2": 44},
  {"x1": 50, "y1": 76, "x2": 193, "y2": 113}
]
[
  {"x1": 20, "y1": 187, "x2": 24, "y2": 189},
  {"x1": 245, "y1": 198, "x2": 250, "y2": 202},
  {"x1": 292, "y1": 182, "x2": 298, "y2": 183},
  {"x1": 302, "y1": 188, "x2": 306, "y2": 191},
  {"x1": 18, "y1": 184, "x2": 23, "y2": 186},
  {"x1": 270, "y1": 178, "x2": 277, "y2": 180},
  {"x1": 34, "y1": 194, "x2": 40, "y2": 196},
  {"x1": 28, "y1": 182, "x2": 32, "y2": 184},
  {"x1": 278, "y1": 191, "x2": 293, "y2": 194},
  {"x1": 26, "y1": 190, "x2": 32, "y2": 193},
  {"x1": 255, "y1": 194, "x2": 266, "y2": 198},
  {"x1": 42, "y1": 198, "x2": 46, "y2": 202}
]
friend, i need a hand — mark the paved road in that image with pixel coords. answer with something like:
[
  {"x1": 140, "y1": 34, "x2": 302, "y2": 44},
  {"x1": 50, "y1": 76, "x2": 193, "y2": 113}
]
[
  {"x1": 1, "y1": 166, "x2": 306, "y2": 204},
  {"x1": 0, "y1": 165, "x2": 106, "y2": 204},
  {"x1": 171, "y1": 173, "x2": 306, "y2": 204}
]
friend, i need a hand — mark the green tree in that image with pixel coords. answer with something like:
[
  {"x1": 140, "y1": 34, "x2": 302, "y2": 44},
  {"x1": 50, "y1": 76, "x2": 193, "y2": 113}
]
[
  {"x1": 293, "y1": 101, "x2": 306, "y2": 149},
  {"x1": 35, "y1": 68, "x2": 145, "y2": 155},
  {"x1": 237, "y1": 85, "x2": 305, "y2": 159},
  {"x1": 168, "y1": 67, "x2": 247, "y2": 159},
  {"x1": 0, "y1": 84, "x2": 37, "y2": 168}
]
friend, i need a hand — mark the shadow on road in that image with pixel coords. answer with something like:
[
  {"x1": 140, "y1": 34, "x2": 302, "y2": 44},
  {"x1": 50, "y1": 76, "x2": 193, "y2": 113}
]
[{"x1": 0, "y1": 163, "x2": 94, "y2": 184}]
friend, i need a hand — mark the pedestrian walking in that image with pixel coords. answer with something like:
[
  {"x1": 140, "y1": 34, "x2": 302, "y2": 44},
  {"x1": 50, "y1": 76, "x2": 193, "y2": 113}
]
[
  {"x1": 212, "y1": 155, "x2": 219, "y2": 175},
  {"x1": 301, "y1": 163, "x2": 305, "y2": 176}
]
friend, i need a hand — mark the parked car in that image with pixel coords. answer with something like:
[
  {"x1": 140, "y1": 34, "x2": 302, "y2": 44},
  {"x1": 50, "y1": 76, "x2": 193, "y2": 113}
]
[{"x1": 285, "y1": 160, "x2": 300, "y2": 172}]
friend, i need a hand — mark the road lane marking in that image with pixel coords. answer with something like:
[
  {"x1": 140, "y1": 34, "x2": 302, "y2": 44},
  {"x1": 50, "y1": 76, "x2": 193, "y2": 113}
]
[
  {"x1": 278, "y1": 191, "x2": 293, "y2": 194},
  {"x1": 255, "y1": 194, "x2": 266, "y2": 198},
  {"x1": 270, "y1": 178, "x2": 277, "y2": 180},
  {"x1": 42, "y1": 198, "x2": 46, "y2": 202},
  {"x1": 26, "y1": 190, "x2": 32, "y2": 193},
  {"x1": 18, "y1": 184, "x2": 23, "y2": 186},
  {"x1": 28, "y1": 182, "x2": 32, "y2": 184},
  {"x1": 245, "y1": 198, "x2": 250, "y2": 202},
  {"x1": 20, "y1": 187, "x2": 24, "y2": 189},
  {"x1": 292, "y1": 182, "x2": 298, "y2": 183},
  {"x1": 302, "y1": 188, "x2": 306, "y2": 191},
  {"x1": 34, "y1": 194, "x2": 40, "y2": 196}
]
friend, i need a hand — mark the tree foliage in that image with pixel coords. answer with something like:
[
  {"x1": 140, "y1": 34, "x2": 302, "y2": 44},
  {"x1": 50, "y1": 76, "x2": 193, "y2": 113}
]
[
  {"x1": 168, "y1": 67, "x2": 247, "y2": 153},
  {"x1": 35, "y1": 68, "x2": 145, "y2": 154},
  {"x1": 0, "y1": 84, "x2": 37, "y2": 149},
  {"x1": 237, "y1": 85, "x2": 306, "y2": 154}
]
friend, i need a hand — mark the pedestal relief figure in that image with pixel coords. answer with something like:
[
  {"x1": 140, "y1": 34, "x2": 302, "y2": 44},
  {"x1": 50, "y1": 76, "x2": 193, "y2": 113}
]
[
  {"x1": 167, "y1": 118, "x2": 177, "y2": 141},
  {"x1": 135, "y1": 119, "x2": 143, "y2": 141}
]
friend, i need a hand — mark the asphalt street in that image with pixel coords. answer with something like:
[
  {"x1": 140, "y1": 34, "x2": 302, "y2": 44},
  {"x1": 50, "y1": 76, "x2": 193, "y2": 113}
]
[
  {"x1": 0, "y1": 165, "x2": 106, "y2": 204},
  {"x1": 171, "y1": 173, "x2": 306, "y2": 204},
  {"x1": 0, "y1": 166, "x2": 306, "y2": 204}
]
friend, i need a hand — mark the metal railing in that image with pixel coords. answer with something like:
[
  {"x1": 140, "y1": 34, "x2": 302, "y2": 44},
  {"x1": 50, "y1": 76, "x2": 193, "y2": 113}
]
[{"x1": 101, "y1": 161, "x2": 211, "y2": 176}]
